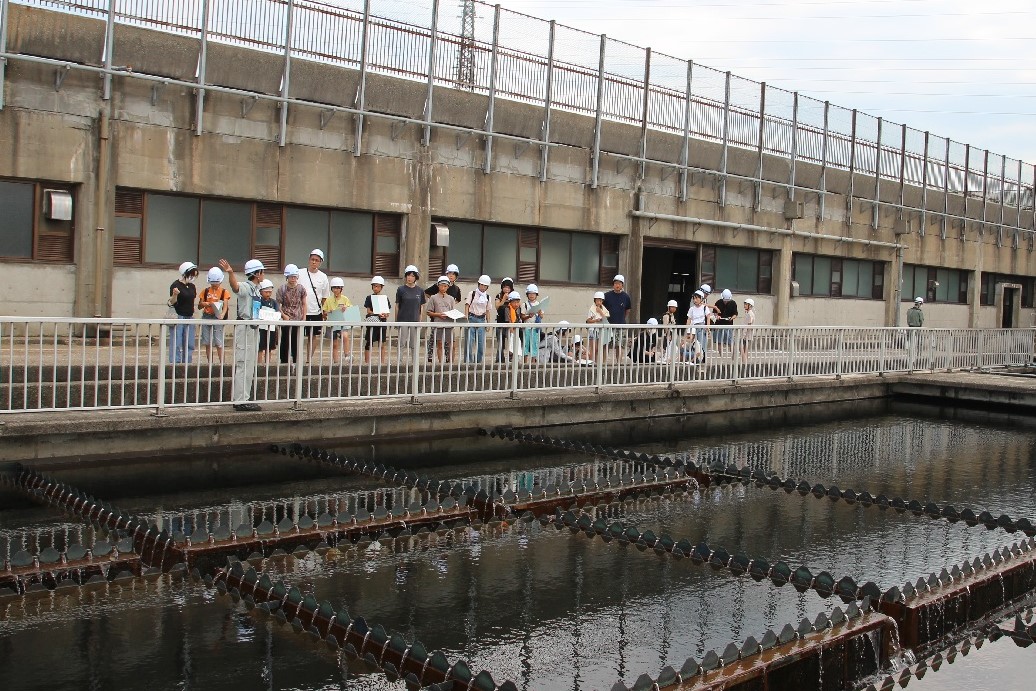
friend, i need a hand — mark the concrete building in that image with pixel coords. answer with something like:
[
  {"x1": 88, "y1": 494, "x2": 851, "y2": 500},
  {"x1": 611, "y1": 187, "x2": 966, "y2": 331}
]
[{"x1": 1, "y1": 1, "x2": 1033, "y2": 329}]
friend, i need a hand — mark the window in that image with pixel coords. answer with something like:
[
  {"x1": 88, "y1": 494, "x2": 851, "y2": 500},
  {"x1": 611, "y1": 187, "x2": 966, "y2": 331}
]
[
  {"x1": 113, "y1": 188, "x2": 401, "y2": 275},
  {"x1": 0, "y1": 178, "x2": 75, "y2": 262},
  {"x1": 793, "y1": 254, "x2": 884, "y2": 298},
  {"x1": 432, "y1": 221, "x2": 613, "y2": 285},
  {"x1": 700, "y1": 246, "x2": 773, "y2": 294},
  {"x1": 902, "y1": 265, "x2": 969, "y2": 304},
  {"x1": 980, "y1": 272, "x2": 1035, "y2": 307}
]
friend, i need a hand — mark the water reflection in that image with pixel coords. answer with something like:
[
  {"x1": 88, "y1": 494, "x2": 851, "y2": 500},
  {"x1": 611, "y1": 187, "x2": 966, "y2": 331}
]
[{"x1": 1, "y1": 409, "x2": 1034, "y2": 690}]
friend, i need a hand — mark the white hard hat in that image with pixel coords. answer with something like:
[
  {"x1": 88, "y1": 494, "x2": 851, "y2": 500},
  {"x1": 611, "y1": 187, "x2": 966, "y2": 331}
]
[
  {"x1": 744, "y1": 298, "x2": 755, "y2": 306},
  {"x1": 259, "y1": 279, "x2": 274, "y2": 290},
  {"x1": 593, "y1": 291, "x2": 606, "y2": 300},
  {"x1": 501, "y1": 276, "x2": 514, "y2": 285},
  {"x1": 404, "y1": 264, "x2": 419, "y2": 276},
  {"x1": 437, "y1": 275, "x2": 450, "y2": 285},
  {"x1": 330, "y1": 277, "x2": 345, "y2": 288},
  {"x1": 284, "y1": 263, "x2": 300, "y2": 277},
  {"x1": 613, "y1": 274, "x2": 625, "y2": 284},
  {"x1": 573, "y1": 335, "x2": 582, "y2": 343},
  {"x1": 310, "y1": 248, "x2": 324, "y2": 260},
  {"x1": 667, "y1": 299, "x2": 678, "y2": 308},
  {"x1": 244, "y1": 259, "x2": 265, "y2": 276},
  {"x1": 478, "y1": 274, "x2": 491, "y2": 286},
  {"x1": 206, "y1": 267, "x2": 224, "y2": 283},
  {"x1": 508, "y1": 291, "x2": 521, "y2": 301},
  {"x1": 915, "y1": 297, "x2": 924, "y2": 304},
  {"x1": 446, "y1": 263, "x2": 459, "y2": 275},
  {"x1": 646, "y1": 317, "x2": 659, "y2": 325},
  {"x1": 557, "y1": 320, "x2": 570, "y2": 327},
  {"x1": 700, "y1": 283, "x2": 712, "y2": 294},
  {"x1": 178, "y1": 261, "x2": 198, "y2": 276},
  {"x1": 693, "y1": 290, "x2": 705, "y2": 299},
  {"x1": 526, "y1": 284, "x2": 539, "y2": 294},
  {"x1": 721, "y1": 289, "x2": 732, "y2": 300},
  {"x1": 371, "y1": 276, "x2": 385, "y2": 286}
]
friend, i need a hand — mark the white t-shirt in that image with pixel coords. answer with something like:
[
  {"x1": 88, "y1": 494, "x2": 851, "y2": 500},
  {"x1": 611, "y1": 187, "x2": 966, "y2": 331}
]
[
  {"x1": 303, "y1": 270, "x2": 330, "y2": 316},
  {"x1": 466, "y1": 288, "x2": 492, "y2": 317},
  {"x1": 686, "y1": 302, "x2": 709, "y2": 326}
]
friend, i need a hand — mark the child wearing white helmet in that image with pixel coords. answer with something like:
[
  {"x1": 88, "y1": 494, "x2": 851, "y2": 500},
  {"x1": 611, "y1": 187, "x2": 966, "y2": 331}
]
[
  {"x1": 322, "y1": 277, "x2": 353, "y2": 363},
  {"x1": 713, "y1": 288, "x2": 738, "y2": 357},
  {"x1": 630, "y1": 317, "x2": 659, "y2": 363},
  {"x1": 521, "y1": 284, "x2": 544, "y2": 363},
  {"x1": 660, "y1": 299, "x2": 681, "y2": 363},
  {"x1": 363, "y1": 276, "x2": 391, "y2": 363},
  {"x1": 256, "y1": 278, "x2": 280, "y2": 363},
  {"x1": 740, "y1": 297, "x2": 756, "y2": 365},
  {"x1": 464, "y1": 274, "x2": 493, "y2": 364},
  {"x1": 198, "y1": 267, "x2": 231, "y2": 364},
  {"x1": 426, "y1": 276, "x2": 458, "y2": 364},
  {"x1": 276, "y1": 264, "x2": 307, "y2": 365},
  {"x1": 167, "y1": 261, "x2": 199, "y2": 364},
  {"x1": 395, "y1": 265, "x2": 427, "y2": 356},
  {"x1": 585, "y1": 291, "x2": 611, "y2": 362}
]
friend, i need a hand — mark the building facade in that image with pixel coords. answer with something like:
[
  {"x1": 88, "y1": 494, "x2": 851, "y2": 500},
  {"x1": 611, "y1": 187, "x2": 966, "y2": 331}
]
[{"x1": 1, "y1": 2, "x2": 1033, "y2": 329}]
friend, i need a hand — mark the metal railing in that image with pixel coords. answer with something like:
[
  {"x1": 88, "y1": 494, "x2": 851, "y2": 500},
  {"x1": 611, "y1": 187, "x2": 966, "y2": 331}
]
[
  {"x1": 1, "y1": 317, "x2": 1033, "y2": 413},
  {"x1": 1, "y1": 0, "x2": 1034, "y2": 240}
]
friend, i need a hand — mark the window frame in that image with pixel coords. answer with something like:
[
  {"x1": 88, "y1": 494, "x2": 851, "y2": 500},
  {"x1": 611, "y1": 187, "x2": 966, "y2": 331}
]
[
  {"x1": 700, "y1": 245, "x2": 774, "y2": 294},
  {"x1": 980, "y1": 271, "x2": 1035, "y2": 308},
  {"x1": 0, "y1": 177, "x2": 75, "y2": 263},
  {"x1": 902, "y1": 264, "x2": 969, "y2": 304},
  {"x1": 792, "y1": 253, "x2": 884, "y2": 299}
]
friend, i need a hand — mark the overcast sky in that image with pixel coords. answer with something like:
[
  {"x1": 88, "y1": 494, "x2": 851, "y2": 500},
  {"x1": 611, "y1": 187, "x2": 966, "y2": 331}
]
[{"x1": 491, "y1": 0, "x2": 1036, "y2": 165}]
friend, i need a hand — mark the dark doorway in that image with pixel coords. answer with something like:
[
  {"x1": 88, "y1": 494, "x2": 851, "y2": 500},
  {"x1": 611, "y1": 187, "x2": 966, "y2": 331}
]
[
  {"x1": 640, "y1": 246, "x2": 697, "y2": 321},
  {"x1": 1002, "y1": 287, "x2": 1017, "y2": 328}
]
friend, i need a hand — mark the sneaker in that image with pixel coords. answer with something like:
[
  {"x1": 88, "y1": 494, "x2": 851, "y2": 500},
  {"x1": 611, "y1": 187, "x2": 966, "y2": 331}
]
[{"x1": 233, "y1": 403, "x2": 262, "y2": 412}]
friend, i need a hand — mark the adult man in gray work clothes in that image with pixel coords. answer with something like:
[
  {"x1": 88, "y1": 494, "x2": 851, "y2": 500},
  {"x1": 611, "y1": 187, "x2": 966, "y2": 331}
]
[{"x1": 219, "y1": 257, "x2": 265, "y2": 411}]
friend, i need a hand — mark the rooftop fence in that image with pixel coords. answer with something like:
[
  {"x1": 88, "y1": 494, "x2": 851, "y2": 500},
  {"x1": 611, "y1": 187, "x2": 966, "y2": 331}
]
[
  {"x1": 2, "y1": 0, "x2": 1034, "y2": 241},
  {"x1": 0, "y1": 317, "x2": 1032, "y2": 413}
]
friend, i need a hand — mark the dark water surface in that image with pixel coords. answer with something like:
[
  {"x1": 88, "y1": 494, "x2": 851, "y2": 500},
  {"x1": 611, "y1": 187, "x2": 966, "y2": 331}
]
[{"x1": 2, "y1": 405, "x2": 1035, "y2": 690}]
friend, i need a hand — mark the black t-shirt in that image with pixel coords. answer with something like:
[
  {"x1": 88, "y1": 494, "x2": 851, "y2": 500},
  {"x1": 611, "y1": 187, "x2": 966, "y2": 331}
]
[
  {"x1": 169, "y1": 280, "x2": 197, "y2": 317},
  {"x1": 714, "y1": 298, "x2": 738, "y2": 325}
]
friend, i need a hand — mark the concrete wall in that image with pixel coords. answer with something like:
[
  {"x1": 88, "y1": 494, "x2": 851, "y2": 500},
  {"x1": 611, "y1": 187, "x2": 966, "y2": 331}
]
[{"x1": 1, "y1": 3, "x2": 1035, "y2": 329}]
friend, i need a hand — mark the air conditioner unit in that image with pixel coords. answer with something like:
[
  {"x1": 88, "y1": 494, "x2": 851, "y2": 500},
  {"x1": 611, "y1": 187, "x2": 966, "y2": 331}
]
[
  {"x1": 783, "y1": 200, "x2": 804, "y2": 220},
  {"x1": 790, "y1": 280, "x2": 800, "y2": 297},
  {"x1": 430, "y1": 222, "x2": 450, "y2": 247},
  {"x1": 44, "y1": 190, "x2": 73, "y2": 221}
]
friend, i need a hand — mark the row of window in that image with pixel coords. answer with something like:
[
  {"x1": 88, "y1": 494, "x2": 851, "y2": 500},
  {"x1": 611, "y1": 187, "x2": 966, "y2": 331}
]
[
  {"x1": 3, "y1": 178, "x2": 1034, "y2": 307},
  {"x1": 431, "y1": 221, "x2": 619, "y2": 286},
  {"x1": 113, "y1": 190, "x2": 401, "y2": 276}
]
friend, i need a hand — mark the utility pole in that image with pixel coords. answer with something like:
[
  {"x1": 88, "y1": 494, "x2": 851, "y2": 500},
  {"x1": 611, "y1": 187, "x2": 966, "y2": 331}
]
[{"x1": 456, "y1": 0, "x2": 476, "y2": 89}]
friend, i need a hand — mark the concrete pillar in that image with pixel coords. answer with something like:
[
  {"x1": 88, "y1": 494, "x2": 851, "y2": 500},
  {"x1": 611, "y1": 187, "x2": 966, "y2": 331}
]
[
  {"x1": 404, "y1": 150, "x2": 433, "y2": 276},
  {"x1": 968, "y1": 248, "x2": 983, "y2": 328},
  {"x1": 627, "y1": 202, "x2": 645, "y2": 323},
  {"x1": 75, "y1": 106, "x2": 114, "y2": 318},
  {"x1": 772, "y1": 235, "x2": 793, "y2": 325},
  {"x1": 884, "y1": 247, "x2": 903, "y2": 327}
]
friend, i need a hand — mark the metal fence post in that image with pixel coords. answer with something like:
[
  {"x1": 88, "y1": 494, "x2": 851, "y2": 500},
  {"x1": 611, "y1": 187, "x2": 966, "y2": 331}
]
[
  {"x1": 976, "y1": 330, "x2": 984, "y2": 370},
  {"x1": 920, "y1": 131, "x2": 929, "y2": 235},
  {"x1": 594, "y1": 331, "x2": 605, "y2": 393},
  {"x1": 872, "y1": 117, "x2": 882, "y2": 230},
  {"x1": 0, "y1": 0, "x2": 10, "y2": 110},
  {"x1": 897, "y1": 124, "x2": 907, "y2": 215},
  {"x1": 942, "y1": 138, "x2": 951, "y2": 239},
  {"x1": 153, "y1": 323, "x2": 168, "y2": 416},
  {"x1": 410, "y1": 325, "x2": 422, "y2": 403},
  {"x1": 754, "y1": 82, "x2": 765, "y2": 211},
  {"x1": 354, "y1": 0, "x2": 370, "y2": 156},
  {"x1": 483, "y1": 4, "x2": 501, "y2": 174},
  {"x1": 423, "y1": 0, "x2": 440, "y2": 147},
  {"x1": 509, "y1": 326, "x2": 521, "y2": 399},
  {"x1": 835, "y1": 328, "x2": 844, "y2": 378},
  {"x1": 819, "y1": 101, "x2": 829, "y2": 219},
  {"x1": 679, "y1": 60, "x2": 693, "y2": 202},
  {"x1": 539, "y1": 20, "x2": 555, "y2": 182},
  {"x1": 787, "y1": 329, "x2": 797, "y2": 380},
  {"x1": 879, "y1": 328, "x2": 887, "y2": 374},
  {"x1": 590, "y1": 34, "x2": 606, "y2": 189},
  {"x1": 667, "y1": 329, "x2": 679, "y2": 389},
  {"x1": 637, "y1": 47, "x2": 651, "y2": 181},
  {"x1": 292, "y1": 324, "x2": 306, "y2": 409},
  {"x1": 194, "y1": 0, "x2": 210, "y2": 135},
  {"x1": 788, "y1": 91, "x2": 798, "y2": 199},
  {"x1": 719, "y1": 71, "x2": 731, "y2": 207},
  {"x1": 278, "y1": 0, "x2": 294, "y2": 147},
  {"x1": 846, "y1": 108, "x2": 856, "y2": 224},
  {"x1": 102, "y1": 0, "x2": 115, "y2": 100}
]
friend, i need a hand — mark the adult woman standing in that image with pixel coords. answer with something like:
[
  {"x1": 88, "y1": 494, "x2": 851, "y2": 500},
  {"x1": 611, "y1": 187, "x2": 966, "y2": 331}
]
[{"x1": 168, "y1": 261, "x2": 199, "y2": 364}]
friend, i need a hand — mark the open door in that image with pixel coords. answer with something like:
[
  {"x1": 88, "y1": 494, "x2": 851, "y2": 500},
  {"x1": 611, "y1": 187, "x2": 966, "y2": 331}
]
[{"x1": 640, "y1": 245, "x2": 697, "y2": 321}]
